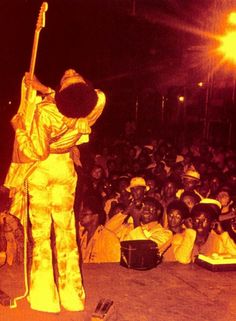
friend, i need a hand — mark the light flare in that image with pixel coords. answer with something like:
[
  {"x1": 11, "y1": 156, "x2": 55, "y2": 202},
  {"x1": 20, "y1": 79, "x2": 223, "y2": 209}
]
[
  {"x1": 228, "y1": 12, "x2": 236, "y2": 25},
  {"x1": 218, "y1": 31, "x2": 236, "y2": 64},
  {"x1": 142, "y1": 9, "x2": 228, "y2": 80}
]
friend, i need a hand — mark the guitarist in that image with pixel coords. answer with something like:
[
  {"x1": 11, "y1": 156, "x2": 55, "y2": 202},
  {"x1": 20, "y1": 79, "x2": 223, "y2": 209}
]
[{"x1": 4, "y1": 69, "x2": 106, "y2": 313}]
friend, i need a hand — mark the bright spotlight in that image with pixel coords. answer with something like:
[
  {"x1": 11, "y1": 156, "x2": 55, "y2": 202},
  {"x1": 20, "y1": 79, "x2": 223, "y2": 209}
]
[
  {"x1": 218, "y1": 31, "x2": 236, "y2": 63},
  {"x1": 228, "y1": 12, "x2": 236, "y2": 25},
  {"x1": 178, "y1": 95, "x2": 185, "y2": 103}
]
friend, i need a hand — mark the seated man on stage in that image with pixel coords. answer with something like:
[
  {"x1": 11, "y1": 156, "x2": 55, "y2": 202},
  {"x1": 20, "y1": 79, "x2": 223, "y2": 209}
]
[
  {"x1": 123, "y1": 197, "x2": 173, "y2": 255},
  {"x1": 78, "y1": 196, "x2": 121, "y2": 263}
]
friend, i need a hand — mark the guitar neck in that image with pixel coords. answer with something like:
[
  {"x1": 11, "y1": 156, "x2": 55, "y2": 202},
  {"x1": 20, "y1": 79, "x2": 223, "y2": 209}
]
[{"x1": 26, "y1": 30, "x2": 41, "y2": 101}]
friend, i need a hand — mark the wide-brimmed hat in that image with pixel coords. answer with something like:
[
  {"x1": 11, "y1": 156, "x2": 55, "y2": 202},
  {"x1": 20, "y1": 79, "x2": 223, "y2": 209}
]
[
  {"x1": 126, "y1": 177, "x2": 150, "y2": 192},
  {"x1": 199, "y1": 198, "x2": 222, "y2": 218},
  {"x1": 182, "y1": 169, "x2": 200, "y2": 181},
  {"x1": 200, "y1": 198, "x2": 222, "y2": 209}
]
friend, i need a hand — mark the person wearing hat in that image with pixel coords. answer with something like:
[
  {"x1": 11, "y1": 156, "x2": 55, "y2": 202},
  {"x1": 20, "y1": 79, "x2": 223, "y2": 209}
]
[
  {"x1": 174, "y1": 201, "x2": 236, "y2": 263},
  {"x1": 126, "y1": 177, "x2": 149, "y2": 210},
  {"x1": 4, "y1": 69, "x2": 106, "y2": 313},
  {"x1": 176, "y1": 169, "x2": 203, "y2": 200},
  {"x1": 105, "y1": 177, "x2": 149, "y2": 240}
]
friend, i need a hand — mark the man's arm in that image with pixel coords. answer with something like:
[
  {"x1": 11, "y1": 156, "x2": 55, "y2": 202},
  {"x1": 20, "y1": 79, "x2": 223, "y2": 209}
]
[
  {"x1": 173, "y1": 229, "x2": 197, "y2": 264},
  {"x1": 220, "y1": 232, "x2": 236, "y2": 255},
  {"x1": 86, "y1": 90, "x2": 106, "y2": 127},
  {"x1": 213, "y1": 221, "x2": 236, "y2": 255},
  {"x1": 125, "y1": 224, "x2": 173, "y2": 255}
]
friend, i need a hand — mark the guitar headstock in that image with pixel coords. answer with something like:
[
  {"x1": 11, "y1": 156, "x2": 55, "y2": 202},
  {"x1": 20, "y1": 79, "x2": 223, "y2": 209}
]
[{"x1": 36, "y1": 2, "x2": 48, "y2": 32}]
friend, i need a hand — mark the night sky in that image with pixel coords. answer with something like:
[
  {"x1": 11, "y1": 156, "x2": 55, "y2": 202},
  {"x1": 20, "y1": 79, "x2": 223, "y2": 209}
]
[
  {"x1": 0, "y1": 0, "x2": 234, "y2": 181},
  {"x1": 0, "y1": 0, "x2": 217, "y2": 101}
]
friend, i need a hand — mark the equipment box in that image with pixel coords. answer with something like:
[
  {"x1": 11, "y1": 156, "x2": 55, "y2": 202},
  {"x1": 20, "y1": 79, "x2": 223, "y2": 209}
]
[{"x1": 196, "y1": 254, "x2": 236, "y2": 272}]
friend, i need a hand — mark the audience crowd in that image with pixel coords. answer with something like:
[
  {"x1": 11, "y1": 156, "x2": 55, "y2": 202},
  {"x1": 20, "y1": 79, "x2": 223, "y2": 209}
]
[{"x1": 1, "y1": 124, "x2": 236, "y2": 268}]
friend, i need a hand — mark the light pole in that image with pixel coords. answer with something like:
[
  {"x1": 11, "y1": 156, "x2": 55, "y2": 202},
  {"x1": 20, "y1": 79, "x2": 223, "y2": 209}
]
[{"x1": 203, "y1": 68, "x2": 214, "y2": 140}]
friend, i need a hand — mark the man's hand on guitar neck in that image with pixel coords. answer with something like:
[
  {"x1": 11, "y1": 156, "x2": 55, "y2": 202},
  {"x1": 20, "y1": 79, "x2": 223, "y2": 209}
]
[{"x1": 24, "y1": 72, "x2": 52, "y2": 95}]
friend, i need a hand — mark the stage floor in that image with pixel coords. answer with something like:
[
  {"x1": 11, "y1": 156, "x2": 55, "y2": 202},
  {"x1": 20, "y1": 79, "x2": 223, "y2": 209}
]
[{"x1": 1, "y1": 262, "x2": 236, "y2": 321}]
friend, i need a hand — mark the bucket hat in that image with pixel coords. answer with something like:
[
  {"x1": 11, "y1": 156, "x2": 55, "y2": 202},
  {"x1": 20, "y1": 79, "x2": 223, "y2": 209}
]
[{"x1": 126, "y1": 177, "x2": 150, "y2": 192}]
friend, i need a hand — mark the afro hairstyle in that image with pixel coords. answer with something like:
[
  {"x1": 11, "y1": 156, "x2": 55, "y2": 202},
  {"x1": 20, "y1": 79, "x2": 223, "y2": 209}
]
[
  {"x1": 191, "y1": 203, "x2": 219, "y2": 222},
  {"x1": 167, "y1": 199, "x2": 190, "y2": 220},
  {"x1": 82, "y1": 195, "x2": 106, "y2": 225},
  {"x1": 55, "y1": 82, "x2": 98, "y2": 118}
]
